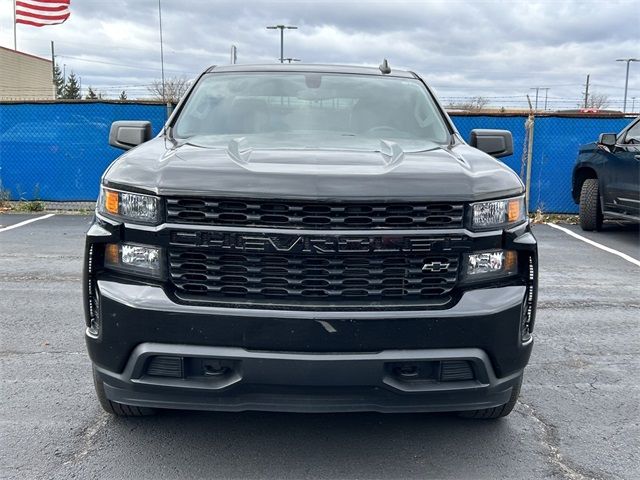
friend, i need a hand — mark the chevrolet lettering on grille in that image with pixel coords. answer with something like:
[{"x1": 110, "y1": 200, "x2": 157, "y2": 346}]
[{"x1": 171, "y1": 231, "x2": 470, "y2": 254}]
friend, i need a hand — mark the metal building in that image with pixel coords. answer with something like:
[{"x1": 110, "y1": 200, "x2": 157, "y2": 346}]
[{"x1": 0, "y1": 46, "x2": 54, "y2": 100}]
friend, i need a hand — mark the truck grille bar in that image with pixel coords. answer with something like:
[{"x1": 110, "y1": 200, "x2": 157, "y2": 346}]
[{"x1": 166, "y1": 198, "x2": 464, "y2": 230}]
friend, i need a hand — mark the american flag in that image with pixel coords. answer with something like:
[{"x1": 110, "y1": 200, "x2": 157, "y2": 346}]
[{"x1": 15, "y1": 0, "x2": 71, "y2": 27}]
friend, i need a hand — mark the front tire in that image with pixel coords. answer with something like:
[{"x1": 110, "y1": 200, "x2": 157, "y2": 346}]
[
  {"x1": 579, "y1": 178, "x2": 603, "y2": 231},
  {"x1": 457, "y1": 375, "x2": 522, "y2": 419},
  {"x1": 92, "y1": 367, "x2": 156, "y2": 417}
]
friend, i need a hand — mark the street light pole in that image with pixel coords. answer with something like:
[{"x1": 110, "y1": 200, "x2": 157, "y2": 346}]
[
  {"x1": 280, "y1": 28, "x2": 283, "y2": 63},
  {"x1": 616, "y1": 58, "x2": 639, "y2": 113},
  {"x1": 266, "y1": 25, "x2": 297, "y2": 63}
]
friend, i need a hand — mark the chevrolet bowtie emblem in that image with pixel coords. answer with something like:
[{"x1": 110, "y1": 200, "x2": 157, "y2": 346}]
[{"x1": 422, "y1": 261, "x2": 450, "y2": 273}]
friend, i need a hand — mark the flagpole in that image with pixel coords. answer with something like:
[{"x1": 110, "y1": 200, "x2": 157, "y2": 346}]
[
  {"x1": 158, "y1": 0, "x2": 166, "y2": 105},
  {"x1": 13, "y1": 0, "x2": 17, "y2": 50}
]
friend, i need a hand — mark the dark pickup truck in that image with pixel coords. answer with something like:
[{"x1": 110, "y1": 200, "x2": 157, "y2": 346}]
[
  {"x1": 84, "y1": 63, "x2": 538, "y2": 418},
  {"x1": 573, "y1": 116, "x2": 640, "y2": 230}
]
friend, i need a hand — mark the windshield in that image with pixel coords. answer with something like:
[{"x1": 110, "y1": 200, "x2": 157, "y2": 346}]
[{"x1": 173, "y1": 72, "x2": 450, "y2": 152}]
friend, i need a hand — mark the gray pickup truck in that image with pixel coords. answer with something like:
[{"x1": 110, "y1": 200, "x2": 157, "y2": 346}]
[{"x1": 84, "y1": 63, "x2": 538, "y2": 419}]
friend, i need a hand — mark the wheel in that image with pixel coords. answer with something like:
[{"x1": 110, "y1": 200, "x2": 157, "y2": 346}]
[
  {"x1": 579, "y1": 178, "x2": 603, "y2": 231},
  {"x1": 92, "y1": 367, "x2": 156, "y2": 417},
  {"x1": 457, "y1": 375, "x2": 522, "y2": 419}
]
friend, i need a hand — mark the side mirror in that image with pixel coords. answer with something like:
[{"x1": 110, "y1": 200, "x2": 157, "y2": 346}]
[
  {"x1": 469, "y1": 129, "x2": 513, "y2": 158},
  {"x1": 597, "y1": 133, "x2": 616, "y2": 148},
  {"x1": 109, "y1": 121, "x2": 152, "y2": 150}
]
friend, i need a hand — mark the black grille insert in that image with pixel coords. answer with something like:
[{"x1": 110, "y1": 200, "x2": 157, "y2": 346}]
[
  {"x1": 146, "y1": 356, "x2": 184, "y2": 378},
  {"x1": 166, "y1": 198, "x2": 464, "y2": 229}
]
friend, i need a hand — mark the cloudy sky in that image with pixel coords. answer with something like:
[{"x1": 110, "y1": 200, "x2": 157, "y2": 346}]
[{"x1": 1, "y1": 0, "x2": 639, "y2": 109}]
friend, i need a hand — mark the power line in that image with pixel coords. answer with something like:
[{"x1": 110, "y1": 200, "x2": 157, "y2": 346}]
[{"x1": 55, "y1": 55, "x2": 199, "y2": 75}]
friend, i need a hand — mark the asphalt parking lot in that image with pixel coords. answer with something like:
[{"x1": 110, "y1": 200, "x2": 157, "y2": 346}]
[{"x1": 1, "y1": 214, "x2": 638, "y2": 480}]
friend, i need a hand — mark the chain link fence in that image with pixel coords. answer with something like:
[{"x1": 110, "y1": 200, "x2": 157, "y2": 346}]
[
  {"x1": 0, "y1": 101, "x2": 167, "y2": 211},
  {"x1": 0, "y1": 101, "x2": 634, "y2": 213},
  {"x1": 450, "y1": 113, "x2": 631, "y2": 213}
]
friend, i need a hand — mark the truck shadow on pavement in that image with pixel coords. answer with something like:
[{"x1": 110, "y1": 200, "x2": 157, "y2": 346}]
[{"x1": 95, "y1": 409, "x2": 537, "y2": 479}]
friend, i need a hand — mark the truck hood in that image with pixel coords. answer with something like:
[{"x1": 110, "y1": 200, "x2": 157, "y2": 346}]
[{"x1": 104, "y1": 137, "x2": 524, "y2": 201}]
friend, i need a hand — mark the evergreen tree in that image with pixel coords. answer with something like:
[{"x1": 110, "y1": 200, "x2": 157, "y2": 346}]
[
  {"x1": 63, "y1": 72, "x2": 81, "y2": 99},
  {"x1": 86, "y1": 86, "x2": 98, "y2": 100},
  {"x1": 53, "y1": 63, "x2": 64, "y2": 98},
  {"x1": 119, "y1": 90, "x2": 128, "y2": 100}
]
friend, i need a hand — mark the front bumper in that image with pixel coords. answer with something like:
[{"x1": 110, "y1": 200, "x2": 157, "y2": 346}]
[
  {"x1": 88, "y1": 281, "x2": 531, "y2": 413},
  {"x1": 84, "y1": 214, "x2": 537, "y2": 413},
  {"x1": 95, "y1": 344, "x2": 524, "y2": 413}
]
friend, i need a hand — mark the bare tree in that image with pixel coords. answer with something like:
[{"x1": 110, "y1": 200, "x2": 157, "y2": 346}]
[
  {"x1": 583, "y1": 93, "x2": 610, "y2": 109},
  {"x1": 147, "y1": 76, "x2": 190, "y2": 103},
  {"x1": 447, "y1": 96, "x2": 489, "y2": 111}
]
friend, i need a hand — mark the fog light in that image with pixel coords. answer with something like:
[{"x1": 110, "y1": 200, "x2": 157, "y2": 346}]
[
  {"x1": 463, "y1": 250, "x2": 517, "y2": 281},
  {"x1": 105, "y1": 243, "x2": 162, "y2": 278}
]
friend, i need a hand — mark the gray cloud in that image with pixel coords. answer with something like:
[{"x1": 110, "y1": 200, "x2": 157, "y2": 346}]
[{"x1": 2, "y1": 0, "x2": 638, "y2": 108}]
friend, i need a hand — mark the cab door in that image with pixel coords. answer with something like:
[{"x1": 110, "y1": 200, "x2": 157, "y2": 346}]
[{"x1": 606, "y1": 119, "x2": 640, "y2": 215}]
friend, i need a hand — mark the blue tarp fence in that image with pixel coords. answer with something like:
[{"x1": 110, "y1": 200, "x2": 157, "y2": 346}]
[{"x1": 0, "y1": 101, "x2": 633, "y2": 213}]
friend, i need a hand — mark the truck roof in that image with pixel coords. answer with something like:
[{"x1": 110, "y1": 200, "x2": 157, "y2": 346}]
[{"x1": 206, "y1": 63, "x2": 417, "y2": 79}]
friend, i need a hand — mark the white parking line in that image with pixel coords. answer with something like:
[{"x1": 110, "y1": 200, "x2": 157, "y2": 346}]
[
  {"x1": 547, "y1": 223, "x2": 640, "y2": 267},
  {"x1": 0, "y1": 214, "x2": 56, "y2": 233}
]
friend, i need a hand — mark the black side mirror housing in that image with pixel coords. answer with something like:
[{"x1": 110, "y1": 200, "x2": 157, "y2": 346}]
[
  {"x1": 597, "y1": 133, "x2": 616, "y2": 148},
  {"x1": 109, "y1": 121, "x2": 153, "y2": 150},
  {"x1": 469, "y1": 129, "x2": 514, "y2": 158}
]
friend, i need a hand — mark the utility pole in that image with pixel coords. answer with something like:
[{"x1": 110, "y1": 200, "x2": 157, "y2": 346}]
[
  {"x1": 530, "y1": 87, "x2": 540, "y2": 111},
  {"x1": 266, "y1": 25, "x2": 297, "y2": 63},
  {"x1": 632, "y1": 97, "x2": 637, "y2": 113},
  {"x1": 283, "y1": 58, "x2": 301, "y2": 63},
  {"x1": 541, "y1": 87, "x2": 550, "y2": 111},
  {"x1": 583, "y1": 74, "x2": 590, "y2": 108},
  {"x1": 616, "y1": 58, "x2": 639, "y2": 113}
]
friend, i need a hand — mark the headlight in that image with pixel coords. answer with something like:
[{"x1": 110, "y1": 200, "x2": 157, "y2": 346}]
[
  {"x1": 97, "y1": 186, "x2": 160, "y2": 224},
  {"x1": 105, "y1": 243, "x2": 163, "y2": 278},
  {"x1": 462, "y1": 250, "x2": 518, "y2": 282},
  {"x1": 470, "y1": 196, "x2": 526, "y2": 230}
]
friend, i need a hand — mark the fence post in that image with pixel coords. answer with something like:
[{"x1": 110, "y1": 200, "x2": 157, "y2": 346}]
[
  {"x1": 525, "y1": 115, "x2": 534, "y2": 213},
  {"x1": 520, "y1": 95, "x2": 536, "y2": 213}
]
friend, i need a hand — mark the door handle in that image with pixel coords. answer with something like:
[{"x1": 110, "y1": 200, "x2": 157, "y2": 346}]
[{"x1": 635, "y1": 155, "x2": 640, "y2": 161}]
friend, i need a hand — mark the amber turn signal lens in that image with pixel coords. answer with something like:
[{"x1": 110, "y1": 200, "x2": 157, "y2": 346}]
[
  {"x1": 104, "y1": 189, "x2": 119, "y2": 215},
  {"x1": 507, "y1": 198, "x2": 521, "y2": 222},
  {"x1": 504, "y1": 250, "x2": 518, "y2": 272},
  {"x1": 104, "y1": 243, "x2": 120, "y2": 266}
]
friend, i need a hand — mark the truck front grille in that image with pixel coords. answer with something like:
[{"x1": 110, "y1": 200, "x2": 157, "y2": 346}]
[
  {"x1": 166, "y1": 198, "x2": 464, "y2": 230},
  {"x1": 168, "y1": 233, "x2": 470, "y2": 309}
]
